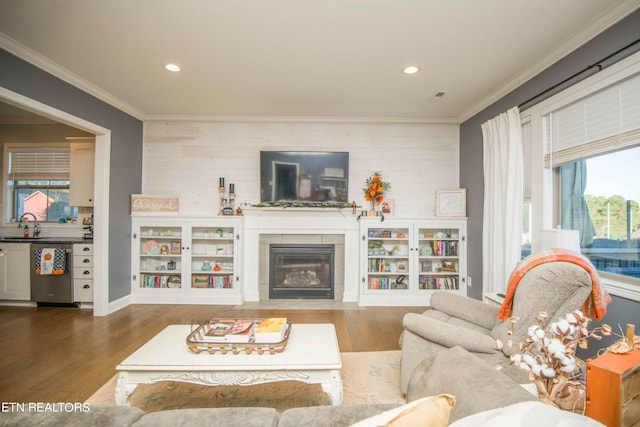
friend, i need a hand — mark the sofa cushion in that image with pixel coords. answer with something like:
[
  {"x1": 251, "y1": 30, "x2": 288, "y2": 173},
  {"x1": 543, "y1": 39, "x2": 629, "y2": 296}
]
[
  {"x1": 449, "y1": 401, "x2": 605, "y2": 426},
  {"x1": 430, "y1": 291, "x2": 500, "y2": 331},
  {"x1": 0, "y1": 405, "x2": 144, "y2": 427},
  {"x1": 403, "y1": 313, "x2": 498, "y2": 354},
  {"x1": 406, "y1": 346, "x2": 536, "y2": 422},
  {"x1": 131, "y1": 407, "x2": 278, "y2": 427},
  {"x1": 278, "y1": 404, "x2": 397, "y2": 427},
  {"x1": 349, "y1": 394, "x2": 455, "y2": 427},
  {"x1": 421, "y1": 310, "x2": 493, "y2": 335}
]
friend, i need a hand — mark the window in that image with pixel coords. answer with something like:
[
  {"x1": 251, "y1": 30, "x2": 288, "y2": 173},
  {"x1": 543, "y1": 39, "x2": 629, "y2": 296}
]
[
  {"x1": 545, "y1": 70, "x2": 640, "y2": 281},
  {"x1": 4, "y1": 144, "x2": 76, "y2": 222},
  {"x1": 557, "y1": 148, "x2": 640, "y2": 279}
]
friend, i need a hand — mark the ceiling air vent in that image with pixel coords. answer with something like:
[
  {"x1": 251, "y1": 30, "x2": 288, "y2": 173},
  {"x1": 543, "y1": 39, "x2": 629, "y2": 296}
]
[{"x1": 432, "y1": 91, "x2": 447, "y2": 101}]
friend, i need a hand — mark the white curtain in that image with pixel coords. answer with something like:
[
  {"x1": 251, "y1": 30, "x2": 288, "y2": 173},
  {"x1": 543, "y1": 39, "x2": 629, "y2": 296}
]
[{"x1": 482, "y1": 106, "x2": 524, "y2": 293}]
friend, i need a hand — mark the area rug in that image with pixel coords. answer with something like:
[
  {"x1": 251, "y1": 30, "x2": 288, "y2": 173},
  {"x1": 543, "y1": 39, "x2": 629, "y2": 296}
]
[{"x1": 85, "y1": 350, "x2": 404, "y2": 412}]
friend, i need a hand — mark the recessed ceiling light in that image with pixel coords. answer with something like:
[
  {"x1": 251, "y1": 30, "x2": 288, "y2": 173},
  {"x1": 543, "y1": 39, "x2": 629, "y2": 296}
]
[
  {"x1": 402, "y1": 66, "x2": 419, "y2": 75},
  {"x1": 164, "y1": 63, "x2": 181, "y2": 72}
]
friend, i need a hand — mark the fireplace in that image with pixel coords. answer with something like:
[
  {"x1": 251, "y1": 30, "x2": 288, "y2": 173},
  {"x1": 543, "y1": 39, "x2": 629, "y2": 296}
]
[{"x1": 269, "y1": 244, "x2": 335, "y2": 299}]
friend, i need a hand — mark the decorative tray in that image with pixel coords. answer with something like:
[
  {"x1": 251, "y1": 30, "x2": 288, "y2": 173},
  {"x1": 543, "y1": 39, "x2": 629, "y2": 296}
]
[{"x1": 186, "y1": 318, "x2": 291, "y2": 355}]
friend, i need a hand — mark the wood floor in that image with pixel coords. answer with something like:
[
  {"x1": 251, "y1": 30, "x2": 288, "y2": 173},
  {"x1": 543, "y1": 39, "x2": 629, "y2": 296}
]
[{"x1": 0, "y1": 304, "x2": 423, "y2": 404}]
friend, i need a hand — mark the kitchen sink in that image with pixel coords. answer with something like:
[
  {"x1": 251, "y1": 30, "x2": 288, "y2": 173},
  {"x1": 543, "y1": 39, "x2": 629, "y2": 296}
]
[
  {"x1": 1, "y1": 236, "x2": 88, "y2": 243},
  {"x1": 1, "y1": 237, "x2": 38, "y2": 240}
]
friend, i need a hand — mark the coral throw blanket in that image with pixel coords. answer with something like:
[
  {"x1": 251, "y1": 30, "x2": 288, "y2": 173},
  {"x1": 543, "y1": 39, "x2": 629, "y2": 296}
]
[{"x1": 497, "y1": 249, "x2": 611, "y2": 321}]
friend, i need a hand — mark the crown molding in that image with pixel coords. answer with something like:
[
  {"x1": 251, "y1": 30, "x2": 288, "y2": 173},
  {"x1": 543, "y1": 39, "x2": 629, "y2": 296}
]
[
  {"x1": 0, "y1": 32, "x2": 145, "y2": 121},
  {"x1": 143, "y1": 114, "x2": 459, "y2": 125},
  {"x1": 456, "y1": 1, "x2": 640, "y2": 123}
]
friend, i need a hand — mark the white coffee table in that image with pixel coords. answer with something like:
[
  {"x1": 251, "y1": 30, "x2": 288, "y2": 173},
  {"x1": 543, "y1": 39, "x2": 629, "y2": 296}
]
[{"x1": 115, "y1": 323, "x2": 342, "y2": 406}]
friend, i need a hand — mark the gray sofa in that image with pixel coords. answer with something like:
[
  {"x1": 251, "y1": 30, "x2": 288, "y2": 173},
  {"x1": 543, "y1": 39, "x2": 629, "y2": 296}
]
[{"x1": 0, "y1": 346, "x2": 603, "y2": 427}]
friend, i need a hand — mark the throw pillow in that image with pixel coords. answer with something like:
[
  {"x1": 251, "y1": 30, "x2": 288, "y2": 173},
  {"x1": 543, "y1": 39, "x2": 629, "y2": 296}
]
[
  {"x1": 449, "y1": 401, "x2": 605, "y2": 427},
  {"x1": 349, "y1": 394, "x2": 456, "y2": 427}
]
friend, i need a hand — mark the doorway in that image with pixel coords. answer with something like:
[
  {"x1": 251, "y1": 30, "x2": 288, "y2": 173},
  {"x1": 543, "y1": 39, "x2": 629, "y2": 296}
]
[{"x1": 0, "y1": 87, "x2": 111, "y2": 316}]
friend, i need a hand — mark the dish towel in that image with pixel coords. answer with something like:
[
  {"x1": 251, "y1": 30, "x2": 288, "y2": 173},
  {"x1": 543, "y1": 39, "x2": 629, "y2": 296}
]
[{"x1": 35, "y1": 248, "x2": 66, "y2": 275}]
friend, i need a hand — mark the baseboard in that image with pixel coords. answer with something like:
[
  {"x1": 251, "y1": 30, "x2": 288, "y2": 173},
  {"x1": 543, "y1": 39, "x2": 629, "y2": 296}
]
[{"x1": 108, "y1": 294, "x2": 131, "y2": 314}]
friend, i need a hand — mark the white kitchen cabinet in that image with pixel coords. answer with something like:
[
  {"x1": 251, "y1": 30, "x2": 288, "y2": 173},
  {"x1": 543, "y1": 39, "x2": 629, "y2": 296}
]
[
  {"x1": 359, "y1": 218, "x2": 467, "y2": 306},
  {"x1": 131, "y1": 216, "x2": 242, "y2": 305},
  {"x1": 0, "y1": 243, "x2": 31, "y2": 300},
  {"x1": 69, "y1": 142, "x2": 95, "y2": 207},
  {"x1": 73, "y1": 243, "x2": 93, "y2": 303}
]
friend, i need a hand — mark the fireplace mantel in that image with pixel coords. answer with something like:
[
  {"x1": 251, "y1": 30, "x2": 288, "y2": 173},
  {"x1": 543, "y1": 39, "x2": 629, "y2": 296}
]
[
  {"x1": 242, "y1": 207, "x2": 357, "y2": 231},
  {"x1": 241, "y1": 207, "x2": 361, "y2": 303}
]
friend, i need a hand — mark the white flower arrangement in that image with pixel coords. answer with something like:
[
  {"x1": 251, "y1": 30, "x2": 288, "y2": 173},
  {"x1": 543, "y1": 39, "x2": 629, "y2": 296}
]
[{"x1": 497, "y1": 310, "x2": 612, "y2": 413}]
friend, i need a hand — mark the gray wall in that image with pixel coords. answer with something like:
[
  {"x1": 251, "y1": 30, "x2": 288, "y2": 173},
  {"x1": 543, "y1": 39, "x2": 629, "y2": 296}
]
[
  {"x1": 460, "y1": 10, "x2": 640, "y2": 357},
  {"x1": 0, "y1": 48, "x2": 143, "y2": 302}
]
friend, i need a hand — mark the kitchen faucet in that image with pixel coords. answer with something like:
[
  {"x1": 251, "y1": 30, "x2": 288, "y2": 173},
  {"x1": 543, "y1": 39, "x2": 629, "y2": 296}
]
[{"x1": 18, "y1": 212, "x2": 40, "y2": 238}]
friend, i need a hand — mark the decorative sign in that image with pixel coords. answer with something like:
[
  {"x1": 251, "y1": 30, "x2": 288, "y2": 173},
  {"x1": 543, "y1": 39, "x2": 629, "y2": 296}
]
[
  {"x1": 131, "y1": 195, "x2": 179, "y2": 215},
  {"x1": 435, "y1": 189, "x2": 466, "y2": 217}
]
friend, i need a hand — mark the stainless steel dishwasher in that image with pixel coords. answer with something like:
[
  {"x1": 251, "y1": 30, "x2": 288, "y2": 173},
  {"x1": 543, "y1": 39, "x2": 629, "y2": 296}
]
[{"x1": 30, "y1": 242, "x2": 74, "y2": 304}]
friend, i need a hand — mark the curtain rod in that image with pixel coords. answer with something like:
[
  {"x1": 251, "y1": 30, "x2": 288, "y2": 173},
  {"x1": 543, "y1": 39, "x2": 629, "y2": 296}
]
[{"x1": 518, "y1": 38, "x2": 640, "y2": 111}]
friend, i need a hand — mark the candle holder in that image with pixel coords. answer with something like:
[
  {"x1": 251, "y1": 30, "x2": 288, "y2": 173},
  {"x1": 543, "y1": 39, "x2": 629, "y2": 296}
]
[
  {"x1": 217, "y1": 178, "x2": 237, "y2": 216},
  {"x1": 218, "y1": 186, "x2": 226, "y2": 216}
]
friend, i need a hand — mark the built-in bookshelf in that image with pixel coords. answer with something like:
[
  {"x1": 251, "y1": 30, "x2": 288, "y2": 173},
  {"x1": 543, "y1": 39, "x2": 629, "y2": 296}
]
[
  {"x1": 360, "y1": 218, "x2": 467, "y2": 306},
  {"x1": 190, "y1": 226, "x2": 235, "y2": 289},
  {"x1": 131, "y1": 217, "x2": 242, "y2": 305},
  {"x1": 417, "y1": 227, "x2": 462, "y2": 292},
  {"x1": 137, "y1": 224, "x2": 183, "y2": 289}
]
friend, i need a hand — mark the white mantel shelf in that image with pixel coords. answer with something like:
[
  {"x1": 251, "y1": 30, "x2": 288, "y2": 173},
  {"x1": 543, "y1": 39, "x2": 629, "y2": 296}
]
[{"x1": 242, "y1": 206, "x2": 357, "y2": 217}]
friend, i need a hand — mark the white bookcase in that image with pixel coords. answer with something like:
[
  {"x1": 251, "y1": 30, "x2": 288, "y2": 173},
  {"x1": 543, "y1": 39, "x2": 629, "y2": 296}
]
[
  {"x1": 359, "y1": 217, "x2": 467, "y2": 306},
  {"x1": 131, "y1": 216, "x2": 242, "y2": 305}
]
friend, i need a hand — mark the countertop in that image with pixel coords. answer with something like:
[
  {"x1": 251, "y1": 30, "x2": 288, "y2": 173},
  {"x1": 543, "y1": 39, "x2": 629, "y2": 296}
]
[{"x1": 0, "y1": 237, "x2": 92, "y2": 244}]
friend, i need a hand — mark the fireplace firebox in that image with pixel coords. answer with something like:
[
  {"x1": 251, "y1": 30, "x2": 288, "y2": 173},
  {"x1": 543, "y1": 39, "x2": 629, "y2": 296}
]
[{"x1": 269, "y1": 244, "x2": 335, "y2": 299}]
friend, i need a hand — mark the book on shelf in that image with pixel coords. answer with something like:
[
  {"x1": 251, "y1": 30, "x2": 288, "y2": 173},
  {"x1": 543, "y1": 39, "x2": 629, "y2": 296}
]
[
  {"x1": 202, "y1": 320, "x2": 255, "y2": 343},
  {"x1": 141, "y1": 274, "x2": 169, "y2": 288},
  {"x1": 428, "y1": 240, "x2": 459, "y2": 257},
  {"x1": 254, "y1": 318, "x2": 288, "y2": 343},
  {"x1": 419, "y1": 276, "x2": 459, "y2": 290},
  {"x1": 368, "y1": 276, "x2": 392, "y2": 289},
  {"x1": 421, "y1": 260, "x2": 433, "y2": 272},
  {"x1": 192, "y1": 274, "x2": 233, "y2": 288}
]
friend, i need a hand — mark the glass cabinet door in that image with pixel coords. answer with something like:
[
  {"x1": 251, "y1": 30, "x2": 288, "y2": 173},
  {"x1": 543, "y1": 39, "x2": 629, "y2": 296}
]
[
  {"x1": 365, "y1": 226, "x2": 411, "y2": 291},
  {"x1": 138, "y1": 225, "x2": 183, "y2": 288},
  {"x1": 190, "y1": 226, "x2": 235, "y2": 289},
  {"x1": 417, "y1": 227, "x2": 461, "y2": 291}
]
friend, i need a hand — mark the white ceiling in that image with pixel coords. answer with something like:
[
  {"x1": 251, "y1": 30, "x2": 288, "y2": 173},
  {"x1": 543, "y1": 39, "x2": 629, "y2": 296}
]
[{"x1": 1, "y1": 0, "x2": 639, "y2": 123}]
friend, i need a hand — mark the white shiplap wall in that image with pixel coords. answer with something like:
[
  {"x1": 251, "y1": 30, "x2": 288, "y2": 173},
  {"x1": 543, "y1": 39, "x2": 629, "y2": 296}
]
[{"x1": 143, "y1": 121, "x2": 460, "y2": 218}]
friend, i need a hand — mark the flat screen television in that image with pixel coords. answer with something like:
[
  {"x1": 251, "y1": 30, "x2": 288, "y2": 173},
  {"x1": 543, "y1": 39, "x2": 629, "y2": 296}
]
[{"x1": 260, "y1": 151, "x2": 349, "y2": 203}]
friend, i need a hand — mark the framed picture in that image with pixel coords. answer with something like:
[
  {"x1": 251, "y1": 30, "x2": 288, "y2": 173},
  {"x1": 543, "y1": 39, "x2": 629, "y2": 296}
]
[
  {"x1": 380, "y1": 199, "x2": 394, "y2": 216},
  {"x1": 435, "y1": 189, "x2": 466, "y2": 217},
  {"x1": 192, "y1": 275, "x2": 209, "y2": 288},
  {"x1": 170, "y1": 241, "x2": 181, "y2": 254}
]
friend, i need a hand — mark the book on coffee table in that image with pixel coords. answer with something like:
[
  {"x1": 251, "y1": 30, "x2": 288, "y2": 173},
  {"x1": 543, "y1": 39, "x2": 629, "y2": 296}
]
[
  {"x1": 254, "y1": 318, "x2": 288, "y2": 343},
  {"x1": 202, "y1": 320, "x2": 255, "y2": 343}
]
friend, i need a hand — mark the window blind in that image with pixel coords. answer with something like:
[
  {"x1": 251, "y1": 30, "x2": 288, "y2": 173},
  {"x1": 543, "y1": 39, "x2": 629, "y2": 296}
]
[
  {"x1": 8, "y1": 150, "x2": 70, "y2": 180},
  {"x1": 545, "y1": 71, "x2": 640, "y2": 166}
]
